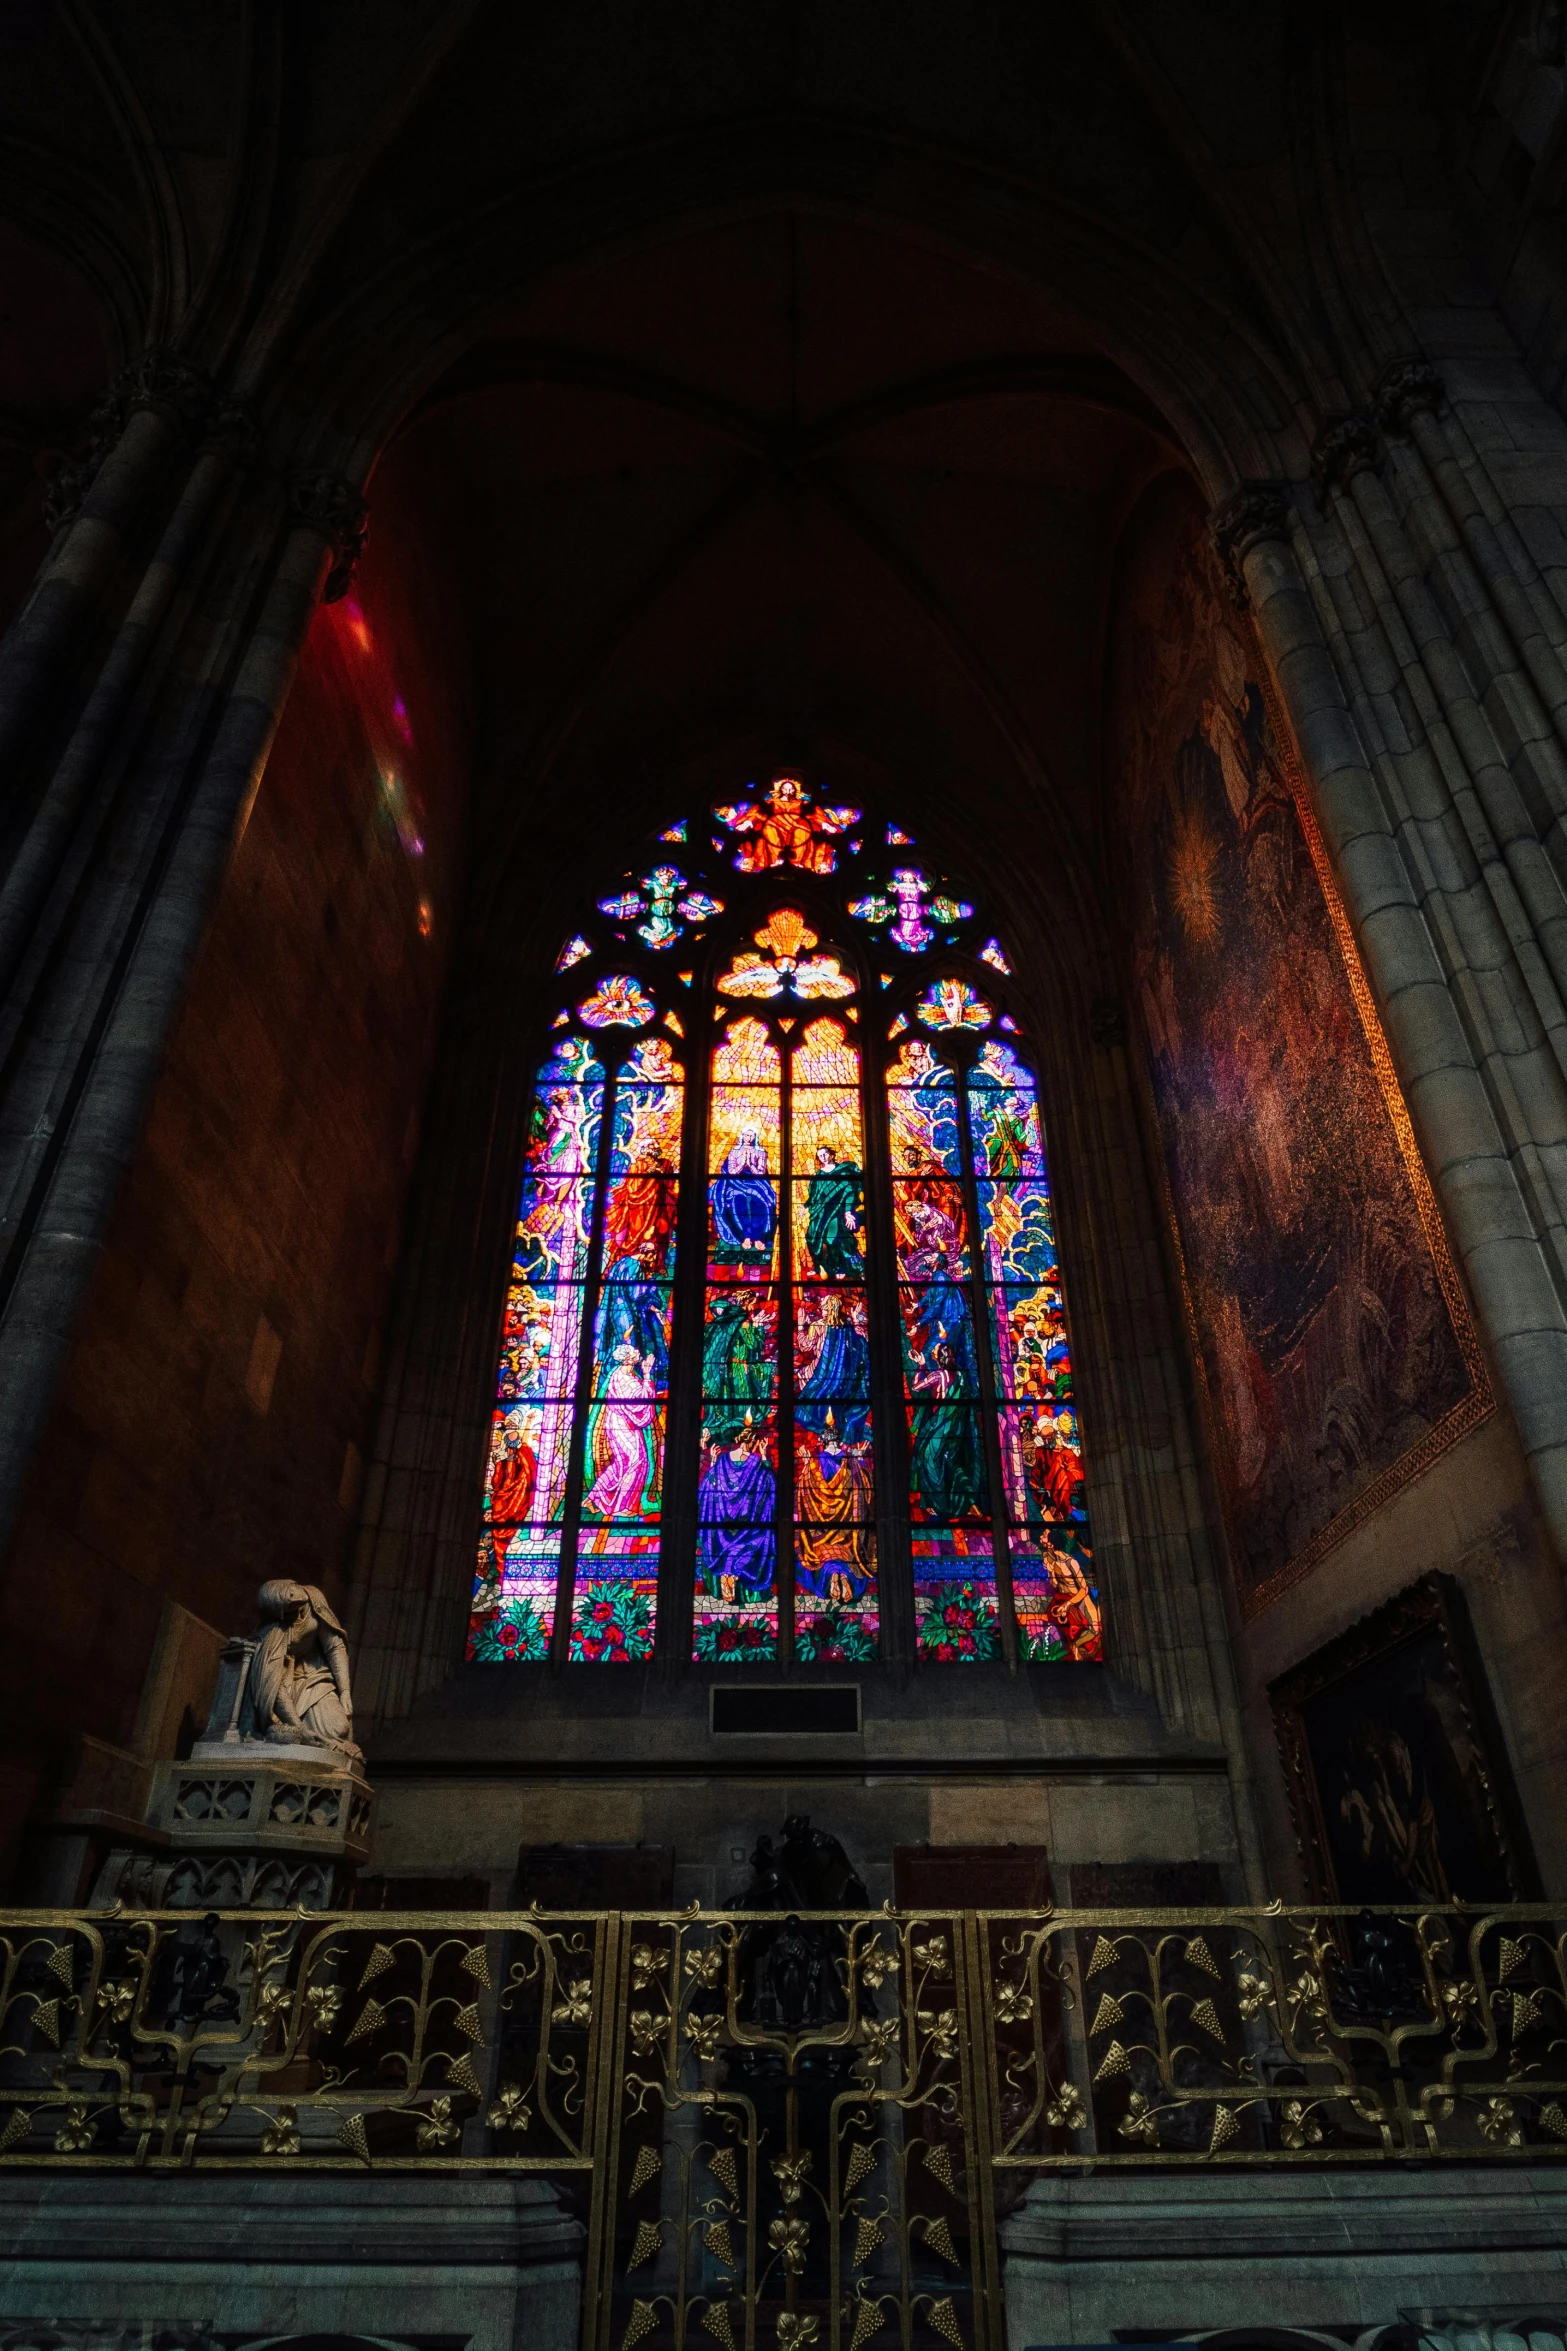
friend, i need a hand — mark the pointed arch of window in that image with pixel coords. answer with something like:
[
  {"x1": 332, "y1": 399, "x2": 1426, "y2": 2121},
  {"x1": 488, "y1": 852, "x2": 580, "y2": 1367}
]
[{"x1": 469, "y1": 781, "x2": 1101, "y2": 1668}]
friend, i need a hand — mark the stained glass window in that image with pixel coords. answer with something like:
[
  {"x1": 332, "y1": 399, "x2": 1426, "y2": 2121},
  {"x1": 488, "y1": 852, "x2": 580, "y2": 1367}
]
[{"x1": 467, "y1": 775, "x2": 1101, "y2": 1667}]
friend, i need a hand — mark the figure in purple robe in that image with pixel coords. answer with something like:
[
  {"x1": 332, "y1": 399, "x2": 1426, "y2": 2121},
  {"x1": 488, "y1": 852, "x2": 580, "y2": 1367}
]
[{"x1": 697, "y1": 1432, "x2": 776, "y2": 1595}]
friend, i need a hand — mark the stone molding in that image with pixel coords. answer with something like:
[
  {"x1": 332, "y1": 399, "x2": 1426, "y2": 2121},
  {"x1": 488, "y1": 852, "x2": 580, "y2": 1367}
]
[
  {"x1": 286, "y1": 470, "x2": 370, "y2": 602},
  {"x1": 1310, "y1": 410, "x2": 1383, "y2": 501},
  {"x1": 40, "y1": 347, "x2": 216, "y2": 534},
  {"x1": 1207, "y1": 481, "x2": 1292, "y2": 609},
  {"x1": 1375, "y1": 355, "x2": 1446, "y2": 434}
]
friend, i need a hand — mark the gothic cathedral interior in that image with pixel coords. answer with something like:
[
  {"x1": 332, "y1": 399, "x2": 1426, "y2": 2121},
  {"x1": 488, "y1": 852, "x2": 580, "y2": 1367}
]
[{"x1": 2, "y1": 7, "x2": 1567, "y2": 2349}]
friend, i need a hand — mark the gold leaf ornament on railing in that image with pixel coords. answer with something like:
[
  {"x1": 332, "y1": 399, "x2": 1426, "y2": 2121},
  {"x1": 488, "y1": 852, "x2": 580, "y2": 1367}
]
[
  {"x1": 95, "y1": 1979, "x2": 136, "y2": 2027},
  {"x1": 487, "y1": 2083, "x2": 532, "y2": 2132},
  {"x1": 415, "y1": 2096, "x2": 460, "y2": 2151},
  {"x1": 992, "y1": 1977, "x2": 1032, "y2": 2024},
  {"x1": 857, "y1": 2017, "x2": 898, "y2": 2071},
  {"x1": 858, "y1": 1939, "x2": 899, "y2": 1990},
  {"x1": 552, "y1": 1978, "x2": 594, "y2": 2027},
  {"x1": 768, "y1": 2214, "x2": 809, "y2": 2274},
  {"x1": 629, "y1": 1944, "x2": 668, "y2": 1992},
  {"x1": 1044, "y1": 2082, "x2": 1085, "y2": 2132},
  {"x1": 261, "y1": 2106, "x2": 301, "y2": 2156},
  {"x1": 777, "y1": 2311, "x2": 820, "y2": 2351},
  {"x1": 919, "y1": 2008, "x2": 959, "y2": 2059},
  {"x1": 1117, "y1": 2091, "x2": 1160, "y2": 2146}
]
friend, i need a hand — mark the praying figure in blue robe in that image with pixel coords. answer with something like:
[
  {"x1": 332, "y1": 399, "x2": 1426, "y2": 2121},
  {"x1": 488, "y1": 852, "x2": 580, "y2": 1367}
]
[
  {"x1": 710, "y1": 1129, "x2": 777, "y2": 1265},
  {"x1": 795, "y1": 1292, "x2": 871, "y2": 1443},
  {"x1": 697, "y1": 1431, "x2": 777, "y2": 1597}
]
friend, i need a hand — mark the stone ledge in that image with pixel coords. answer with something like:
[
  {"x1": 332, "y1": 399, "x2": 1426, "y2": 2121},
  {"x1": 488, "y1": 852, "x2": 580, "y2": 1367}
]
[
  {"x1": 0, "y1": 2173, "x2": 584, "y2": 2268},
  {"x1": 1000, "y1": 2164, "x2": 1567, "y2": 2261}
]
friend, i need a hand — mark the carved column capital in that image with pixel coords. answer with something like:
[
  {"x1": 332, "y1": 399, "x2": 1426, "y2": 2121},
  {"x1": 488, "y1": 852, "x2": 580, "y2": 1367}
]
[
  {"x1": 200, "y1": 395, "x2": 260, "y2": 462},
  {"x1": 40, "y1": 349, "x2": 216, "y2": 534},
  {"x1": 287, "y1": 470, "x2": 369, "y2": 602},
  {"x1": 1208, "y1": 482, "x2": 1292, "y2": 609},
  {"x1": 1374, "y1": 357, "x2": 1445, "y2": 435},
  {"x1": 1311, "y1": 412, "x2": 1382, "y2": 502},
  {"x1": 40, "y1": 456, "x2": 96, "y2": 536}
]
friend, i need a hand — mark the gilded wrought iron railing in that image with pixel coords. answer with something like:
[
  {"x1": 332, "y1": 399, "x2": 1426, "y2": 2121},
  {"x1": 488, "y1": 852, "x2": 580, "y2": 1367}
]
[{"x1": 2, "y1": 1902, "x2": 1566, "y2": 2351}]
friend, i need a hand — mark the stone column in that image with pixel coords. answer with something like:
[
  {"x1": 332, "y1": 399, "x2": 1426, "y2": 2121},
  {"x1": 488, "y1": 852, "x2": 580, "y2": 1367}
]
[
  {"x1": 1215, "y1": 483, "x2": 1567, "y2": 1558},
  {"x1": 0, "y1": 351, "x2": 210, "y2": 793},
  {"x1": 0, "y1": 471, "x2": 368, "y2": 1556},
  {"x1": 0, "y1": 398, "x2": 258, "y2": 1006}
]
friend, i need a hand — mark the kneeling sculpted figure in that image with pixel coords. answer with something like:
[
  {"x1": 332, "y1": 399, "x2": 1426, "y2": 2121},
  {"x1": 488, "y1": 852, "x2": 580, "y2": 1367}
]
[{"x1": 240, "y1": 1579, "x2": 359, "y2": 1757}]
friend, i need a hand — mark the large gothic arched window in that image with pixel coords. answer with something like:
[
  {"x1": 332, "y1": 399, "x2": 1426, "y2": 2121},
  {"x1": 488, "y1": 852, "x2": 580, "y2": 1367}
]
[{"x1": 468, "y1": 779, "x2": 1101, "y2": 1669}]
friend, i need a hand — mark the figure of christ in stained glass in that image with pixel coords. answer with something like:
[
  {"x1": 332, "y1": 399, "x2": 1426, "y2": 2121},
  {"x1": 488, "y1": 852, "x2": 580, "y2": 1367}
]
[
  {"x1": 886, "y1": 1038, "x2": 1001, "y2": 1659},
  {"x1": 696, "y1": 1018, "x2": 782, "y2": 1661},
  {"x1": 967, "y1": 1044, "x2": 1101, "y2": 1663},
  {"x1": 570, "y1": 1038, "x2": 684, "y2": 1662},
  {"x1": 469, "y1": 1039, "x2": 604, "y2": 1662}
]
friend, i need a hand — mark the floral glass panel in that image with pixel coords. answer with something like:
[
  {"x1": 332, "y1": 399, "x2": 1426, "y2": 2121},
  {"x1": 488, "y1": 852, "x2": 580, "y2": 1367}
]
[
  {"x1": 967, "y1": 1042, "x2": 1101, "y2": 1662},
  {"x1": 697, "y1": 1017, "x2": 782, "y2": 1661}
]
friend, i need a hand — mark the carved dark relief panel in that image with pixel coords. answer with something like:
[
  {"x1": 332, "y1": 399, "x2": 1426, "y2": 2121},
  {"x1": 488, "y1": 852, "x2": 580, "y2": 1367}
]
[{"x1": 1270, "y1": 1572, "x2": 1538, "y2": 1907}]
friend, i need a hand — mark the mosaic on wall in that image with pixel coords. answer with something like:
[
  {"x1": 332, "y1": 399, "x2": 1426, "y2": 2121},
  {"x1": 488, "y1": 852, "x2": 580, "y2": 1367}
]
[
  {"x1": 468, "y1": 776, "x2": 1102, "y2": 1666},
  {"x1": 1110, "y1": 487, "x2": 1489, "y2": 1612}
]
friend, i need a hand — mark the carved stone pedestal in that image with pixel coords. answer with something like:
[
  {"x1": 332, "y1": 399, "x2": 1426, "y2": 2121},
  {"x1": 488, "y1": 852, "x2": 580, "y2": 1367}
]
[{"x1": 87, "y1": 1741, "x2": 374, "y2": 1910}]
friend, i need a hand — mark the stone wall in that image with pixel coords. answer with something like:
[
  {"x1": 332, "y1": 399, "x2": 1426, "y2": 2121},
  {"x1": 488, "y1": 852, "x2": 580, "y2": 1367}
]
[{"x1": 0, "y1": 470, "x2": 469, "y2": 1889}]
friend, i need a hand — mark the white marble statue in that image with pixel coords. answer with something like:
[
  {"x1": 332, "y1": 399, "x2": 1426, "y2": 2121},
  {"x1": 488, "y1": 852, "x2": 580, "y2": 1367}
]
[{"x1": 203, "y1": 1579, "x2": 360, "y2": 1761}]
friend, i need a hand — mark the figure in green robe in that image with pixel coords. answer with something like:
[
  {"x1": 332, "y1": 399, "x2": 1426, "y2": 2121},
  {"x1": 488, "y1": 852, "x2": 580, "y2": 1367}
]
[
  {"x1": 804, "y1": 1147, "x2": 864, "y2": 1279},
  {"x1": 908, "y1": 1340, "x2": 988, "y2": 1521},
  {"x1": 702, "y1": 1292, "x2": 773, "y2": 1445}
]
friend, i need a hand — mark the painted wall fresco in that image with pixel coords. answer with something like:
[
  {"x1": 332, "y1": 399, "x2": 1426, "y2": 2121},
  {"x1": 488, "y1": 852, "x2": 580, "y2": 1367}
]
[{"x1": 1109, "y1": 484, "x2": 1487, "y2": 1611}]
